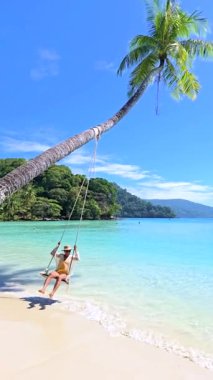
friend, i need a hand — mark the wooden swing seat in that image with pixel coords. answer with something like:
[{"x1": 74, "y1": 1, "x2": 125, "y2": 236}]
[{"x1": 40, "y1": 272, "x2": 70, "y2": 284}]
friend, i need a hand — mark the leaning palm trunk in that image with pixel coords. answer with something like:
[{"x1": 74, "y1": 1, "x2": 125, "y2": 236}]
[{"x1": 0, "y1": 64, "x2": 163, "y2": 204}]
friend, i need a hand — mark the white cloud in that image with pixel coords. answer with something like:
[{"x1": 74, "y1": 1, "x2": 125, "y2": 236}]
[
  {"x1": 95, "y1": 163, "x2": 149, "y2": 180},
  {"x1": 63, "y1": 147, "x2": 109, "y2": 166},
  {"x1": 63, "y1": 149, "x2": 150, "y2": 180},
  {"x1": 39, "y1": 49, "x2": 60, "y2": 61},
  {"x1": 63, "y1": 150, "x2": 93, "y2": 165},
  {"x1": 0, "y1": 138, "x2": 50, "y2": 153},
  {"x1": 30, "y1": 48, "x2": 61, "y2": 80},
  {"x1": 63, "y1": 149, "x2": 213, "y2": 205},
  {"x1": 94, "y1": 60, "x2": 116, "y2": 72},
  {"x1": 144, "y1": 181, "x2": 210, "y2": 191},
  {"x1": 127, "y1": 180, "x2": 213, "y2": 206},
  {"x1": 65, "y1": 148, "x2": 213, "y2": 206}
]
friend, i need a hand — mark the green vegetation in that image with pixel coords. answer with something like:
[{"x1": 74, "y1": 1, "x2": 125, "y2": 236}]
[
  {"x1": 118, "y1": 0, "x2": 213, "y2": 101},
  {"x1": 115, "y1": 185, "x2": 175, "y2": 218},
  {"x1": 0, "y1": 159, "x2": 175, "y2": 220}
]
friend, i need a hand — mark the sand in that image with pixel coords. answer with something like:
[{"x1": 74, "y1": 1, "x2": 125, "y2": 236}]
[{"x1": 0, "y1": 293, "x2": 212, "y2": 380}]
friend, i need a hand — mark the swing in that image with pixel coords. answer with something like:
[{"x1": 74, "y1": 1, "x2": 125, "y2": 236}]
[
  {"x1": 40, "y1": 128, "x2": 101, "y2": 284},
  {"x1": 40, "y1": 272, "x2": 70, "y2": 284},
  {"x1": 40, "y1": 244, "x2": 79, "y2": 284}
]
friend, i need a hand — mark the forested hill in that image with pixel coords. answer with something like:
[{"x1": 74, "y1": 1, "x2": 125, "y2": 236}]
[
  {"x1": 147, "y1": 199, "x2": 213, "y2": 218},
  {"x1": 115, "y1": 185, "x2": 175, "y2": 218},
  {"x1": 0, "y1": 158, "x2": 175, "y2": 220}
]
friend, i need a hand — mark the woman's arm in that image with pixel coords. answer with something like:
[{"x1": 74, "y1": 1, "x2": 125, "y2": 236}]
[
  {"x1": 73, "y1": 245, "x2": 80, "y2": 260},
  {"x1": 50, "y1": 242, "x2": 61, "y2": 257}
]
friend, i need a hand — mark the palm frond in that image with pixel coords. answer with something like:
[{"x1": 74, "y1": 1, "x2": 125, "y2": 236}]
[
  {"x1": 181, "y1": 40, "x2": 213, "y2": 58},
  {"x1": 151, "y1": 9, "x2": 170, "y2": 41},
  {"x1": 117, "y1": 35, "x2": 157, "y2": 75},
  {"x1": 117, "y1": 46, "x2": 154, "y2": 76},
  {"x1": 165, "y1": 7, "x2": 208, "y2": 41},
  {"x1": 145, "y1": 0, "x2": 163, "y2": 38},
  {"x1": 128, "y1": 53, "x2": 159, "y2": 96},
  {"x1": 173, "y1": 70, "x2": 200, "y2": 100},
  {"x1": 188, "y1": 10, "x2": 209, "y2": 36},
  {"x1": 172, "y1": 11, "x2": 193, "y2": 38},
  {"x1": 166, "y1": 0, "x2": 171, "y2": 12},
  {"x1": 145, "y1": 0, "x2": 160, "y2": 25},
  {"x1": 168, "y1": 42, "x2": 189, "y2": 70},
  {"x1": 130, "y1": 35, "x2": 157, "y2": 50},
  {"x1": 162, "y1": 58, "x2": 179, "y2": 89}
]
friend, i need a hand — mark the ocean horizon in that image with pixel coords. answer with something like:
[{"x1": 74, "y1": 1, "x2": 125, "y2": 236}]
[{"x1": 1, "y1": 218, "x2": 213, "y2": 370}]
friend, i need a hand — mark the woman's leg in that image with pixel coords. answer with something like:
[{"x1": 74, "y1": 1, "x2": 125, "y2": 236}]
[
  {"x1": 49, "y1": 274, "x2": 67, "y2": 298},
  {"x1": 39, "y1": 271, "x2": 59, "y2": 294}
]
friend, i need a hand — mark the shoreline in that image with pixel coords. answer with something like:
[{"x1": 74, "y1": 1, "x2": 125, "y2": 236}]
[{"x1": 1, "y1": 293, "x2": 212, "y2": 380}]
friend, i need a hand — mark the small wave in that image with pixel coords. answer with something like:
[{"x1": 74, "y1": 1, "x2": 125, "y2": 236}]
[
  {"x1": 127, "y1": 329, "x2": 213, "y2": 371},
  {"x1": 61, "y1": 297, "x2": 126, "y2": 336},
  {"x1": 59, "y1": 295, "x2": 213, "y2": 371}
]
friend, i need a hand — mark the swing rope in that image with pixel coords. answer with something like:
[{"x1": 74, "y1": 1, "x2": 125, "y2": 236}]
[
  {"x1": 68, "y1": 129, "x2": 100, "y2": 275},
  {"x1": 43, "y1": 128, "x2": 101, "y2": 276}
]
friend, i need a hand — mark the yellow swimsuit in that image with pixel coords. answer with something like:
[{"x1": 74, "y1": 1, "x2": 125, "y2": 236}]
[{"x1": 56, "y1": 257, "x2": 70, "y2": 275}]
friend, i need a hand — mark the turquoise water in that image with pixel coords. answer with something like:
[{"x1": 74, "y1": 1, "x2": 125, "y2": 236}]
[{"x1": 1, "y1": 219, "x2": 213, "y2": 369}]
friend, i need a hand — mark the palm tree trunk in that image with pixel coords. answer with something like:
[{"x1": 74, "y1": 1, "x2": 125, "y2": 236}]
[{"x1": 0, "y1": 64, "x2": 163, "y2": 204}]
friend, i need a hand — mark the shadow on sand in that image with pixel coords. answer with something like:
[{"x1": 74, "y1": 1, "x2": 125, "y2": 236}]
[
  {"x1": 0, "y1": 265, "x2": 81, "y2": 310},
  {"x1": 0, "y1": 265, "x2": 60, "y2": 310},
  {"x1": 0, "y1": 265, "x2": 43, "y2": 292},
  {"x1": 20, "y1": 295, "x2": 60, "y2": 310}
]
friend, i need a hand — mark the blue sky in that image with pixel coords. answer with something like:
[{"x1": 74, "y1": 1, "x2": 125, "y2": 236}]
[{"x1": 0, "y1": 0, "x2": 213, "y2": 205}]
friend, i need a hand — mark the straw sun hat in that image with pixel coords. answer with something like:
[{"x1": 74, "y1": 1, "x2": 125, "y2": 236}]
[{"x1": 63, "y1": 245, "x2": 72, "y2": 251}]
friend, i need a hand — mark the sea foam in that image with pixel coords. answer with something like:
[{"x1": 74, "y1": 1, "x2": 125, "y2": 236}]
[{"x1": 59, "y1": 295, "x2": 213, "y2": 371}]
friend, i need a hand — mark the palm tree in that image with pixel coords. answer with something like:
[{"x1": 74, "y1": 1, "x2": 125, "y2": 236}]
[
  {"x1": 0, "y1": 0, "x2": 213, "y2": 204},
  {"x1": 118, "y1": 0, "x2": 213, "y2": 101}
]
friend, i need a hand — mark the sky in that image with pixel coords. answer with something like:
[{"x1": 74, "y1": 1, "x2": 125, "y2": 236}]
[{"x1": 0, "y1": 0, "x2": 213, "y2": 206}]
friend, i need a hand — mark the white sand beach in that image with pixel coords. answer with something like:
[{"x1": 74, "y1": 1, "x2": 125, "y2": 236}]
[{"x1": 0, "y1": 294, "x2": 212, "y2": 380}]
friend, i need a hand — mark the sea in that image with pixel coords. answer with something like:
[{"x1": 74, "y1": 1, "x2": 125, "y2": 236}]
[{"x1": 0, "y1": 218, "x2": 213, "y2": 370}]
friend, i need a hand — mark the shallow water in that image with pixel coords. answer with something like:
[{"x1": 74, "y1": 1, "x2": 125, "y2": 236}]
[{"x1": 1, "y1": 219, "x2": 213, "y2": 369}]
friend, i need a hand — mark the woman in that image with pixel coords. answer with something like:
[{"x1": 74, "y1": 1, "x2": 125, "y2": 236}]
[{"x1": 39, "y1": 244, "x2": 80, "y2": 298}]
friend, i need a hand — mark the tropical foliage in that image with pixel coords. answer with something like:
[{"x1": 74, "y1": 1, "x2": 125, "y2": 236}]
[
  {"x1": 0, "y1": 159, "x2": 175, "y2": 220},
  {"x1": 118, "y1": 0, "x2": 213, "y2": 100}
]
